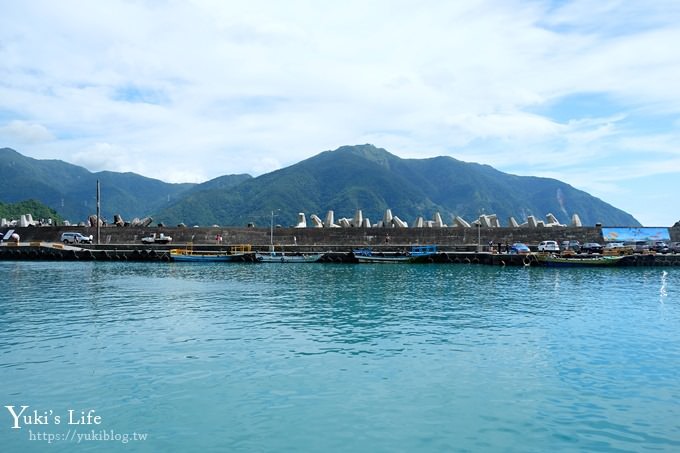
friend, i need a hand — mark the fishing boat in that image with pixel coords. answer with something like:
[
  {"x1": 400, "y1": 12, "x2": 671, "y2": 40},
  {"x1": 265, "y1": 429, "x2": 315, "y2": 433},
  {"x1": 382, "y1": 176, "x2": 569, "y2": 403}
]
[
  {"x1": 536, "y1": 254, "x2": 624, "y2": 267},
  {"x1": 353, "y1": 245, "x2": 438, "y2": 263},
  {"x1": 170, "y1": 244, "x2": 255, "y2": 262},
  {"x1": 256, "y1": 251, "x2": 323, "y2": 263},
  {"x1": 257, "y1": 210, "x2": 323, "y2": 263}
]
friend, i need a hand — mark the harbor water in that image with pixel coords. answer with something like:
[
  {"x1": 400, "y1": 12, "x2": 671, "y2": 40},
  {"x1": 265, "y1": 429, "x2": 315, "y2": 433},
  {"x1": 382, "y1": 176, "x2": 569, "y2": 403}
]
[{"x1": 1, "y1": 261, "x2": 679, "y2": 452}]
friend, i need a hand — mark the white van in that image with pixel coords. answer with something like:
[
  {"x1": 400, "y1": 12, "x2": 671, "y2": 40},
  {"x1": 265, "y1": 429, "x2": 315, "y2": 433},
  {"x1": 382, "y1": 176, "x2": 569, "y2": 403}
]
[{"x1": 538, "y1": 240, "x2": 560, "y2": 252}]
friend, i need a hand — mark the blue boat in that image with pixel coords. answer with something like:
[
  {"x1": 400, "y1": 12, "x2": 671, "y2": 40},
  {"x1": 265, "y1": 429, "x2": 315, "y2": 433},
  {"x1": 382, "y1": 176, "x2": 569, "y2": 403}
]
[
  {"x1": 256, "y1": 251, "x2": 323, "y2": 263},
  {"x1": 353, "y1": 245, "x2": 438, "y2": 263}
]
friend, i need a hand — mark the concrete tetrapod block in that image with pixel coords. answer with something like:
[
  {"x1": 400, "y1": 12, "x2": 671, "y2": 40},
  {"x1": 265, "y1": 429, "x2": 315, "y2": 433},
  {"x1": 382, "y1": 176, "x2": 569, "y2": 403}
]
[
  {"x1": 545, "y1": 213, "x2": 565, "y2": 227},
  {"x1": 295, "y1": 213, "x2": 307, "y2": 228},
  {"x1": 352, "y1": 210, "x2": 363, "y2": 227},
  {"x1": 453, "y1": 216, "x2": 471, "y2": 228},
  {"x1": 310, "y1": 214, "x2": 324, "y2": 228},
  {"x1": 478, "y1": 215, "x2": 492, "y2": 228},
  {"x1": 324, "y1": 211, "x2": 340, "y2": 228},
  {"x1": 571, "y1": 214, "x2": 582, "y2": 227},
  {"x1": 392, "y1": 216, "x2": 408, "y2": 228},
  {"x1": 487, "y1": 214, "x2": 500, "y2": 228},
  {"x1": 527, "y1": 216, "x2": 538, "y2": 228},
  {"x1": 383, "y1": 209, "x2": 393, "y2": 228},
  {"x1": 433, "y1": 212, "x2": 445, "y2": 227}
]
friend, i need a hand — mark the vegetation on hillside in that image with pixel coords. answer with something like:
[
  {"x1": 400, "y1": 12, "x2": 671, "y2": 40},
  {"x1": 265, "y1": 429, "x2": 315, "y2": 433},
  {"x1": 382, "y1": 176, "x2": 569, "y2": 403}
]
[
  {"x1": 154, "y1": 144, "x2": 640, "y2": 227},
  {"x1": 0, "y1": 199, "x2": 63, "y2": 223},
  {"x1": 0, "y1": 145, "x2": 641, "y2": 228},
  {"x1": 0, "y1": 147, "x2": 198, "y2": 222}
]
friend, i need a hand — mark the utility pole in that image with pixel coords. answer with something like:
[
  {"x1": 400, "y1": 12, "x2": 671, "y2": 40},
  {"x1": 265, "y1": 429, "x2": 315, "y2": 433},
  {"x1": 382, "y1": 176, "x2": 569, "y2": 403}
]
[{"x1": 96, "y1": 179, "x2": 101, "y2": 245}]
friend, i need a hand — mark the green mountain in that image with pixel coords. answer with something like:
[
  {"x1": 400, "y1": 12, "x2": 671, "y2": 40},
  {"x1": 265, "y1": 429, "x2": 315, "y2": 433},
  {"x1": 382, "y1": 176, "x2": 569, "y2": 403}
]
[
  {"x1": 0, "y1": 199, "x2": 64, "y2": 223},
  {"x1": 0, "y1": 147, "x2": 198, "y2": 223},
  {"x1": 154, "y1": 144, "x2": 640, "y2": 227}
]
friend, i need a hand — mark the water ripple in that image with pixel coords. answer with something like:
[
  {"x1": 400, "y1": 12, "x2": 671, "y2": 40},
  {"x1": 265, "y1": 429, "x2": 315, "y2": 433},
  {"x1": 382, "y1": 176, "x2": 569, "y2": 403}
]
[{"x1": 1, "y1": 262, "x2": 679, "y2": 451}]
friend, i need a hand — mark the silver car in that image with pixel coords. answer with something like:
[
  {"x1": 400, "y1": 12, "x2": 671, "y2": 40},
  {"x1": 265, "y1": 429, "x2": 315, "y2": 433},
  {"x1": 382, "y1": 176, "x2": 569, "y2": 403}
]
[{"x1": 60, "y1": 232, "x2": 92, "y2": 244}]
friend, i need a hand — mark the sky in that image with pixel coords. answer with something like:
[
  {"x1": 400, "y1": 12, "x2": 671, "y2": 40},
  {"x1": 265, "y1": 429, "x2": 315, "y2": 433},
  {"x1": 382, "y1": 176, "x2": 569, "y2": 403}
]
[{"x1": 1, "y1": 0, "x2": 679, "y2": 226}]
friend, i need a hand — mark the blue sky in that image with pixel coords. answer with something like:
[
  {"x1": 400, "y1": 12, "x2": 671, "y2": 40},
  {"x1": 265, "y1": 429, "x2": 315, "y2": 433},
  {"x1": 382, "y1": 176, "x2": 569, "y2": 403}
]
[{"x1": 1, "y1": 0, "x2": 679, "y2": 226}]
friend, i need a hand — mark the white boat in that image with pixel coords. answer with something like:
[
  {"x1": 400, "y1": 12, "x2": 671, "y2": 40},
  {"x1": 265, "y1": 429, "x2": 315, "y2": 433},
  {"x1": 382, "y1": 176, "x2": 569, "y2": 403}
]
[
  {"x1": 256, "y1": 251, "x2": 323, "y2": 263},
  {"x1": 258, "y1": 210, "x2": 322, "y2": 263}
]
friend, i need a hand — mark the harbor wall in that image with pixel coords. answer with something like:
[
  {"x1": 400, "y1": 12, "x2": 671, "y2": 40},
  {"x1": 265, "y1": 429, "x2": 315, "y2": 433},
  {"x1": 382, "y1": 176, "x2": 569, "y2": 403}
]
[{"x1": 3, "y1": 225, "x2": 679, "y2": 249}]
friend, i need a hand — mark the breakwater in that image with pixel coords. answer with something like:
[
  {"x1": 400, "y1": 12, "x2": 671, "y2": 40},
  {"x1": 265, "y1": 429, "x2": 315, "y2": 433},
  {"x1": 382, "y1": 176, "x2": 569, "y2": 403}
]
[
  {"x1": 2, "y1": 225, "x2": 679, "y2": 266},
  {"x1": 5, "y1": 224, "x2": 680, "y2": 247}
]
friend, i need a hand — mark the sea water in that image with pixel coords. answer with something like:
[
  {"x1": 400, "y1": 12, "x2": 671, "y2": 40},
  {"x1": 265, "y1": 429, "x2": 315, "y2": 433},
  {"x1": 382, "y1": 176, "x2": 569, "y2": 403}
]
[{"x1": 1, "y1": 261, "x2": 679, "y2": 452}]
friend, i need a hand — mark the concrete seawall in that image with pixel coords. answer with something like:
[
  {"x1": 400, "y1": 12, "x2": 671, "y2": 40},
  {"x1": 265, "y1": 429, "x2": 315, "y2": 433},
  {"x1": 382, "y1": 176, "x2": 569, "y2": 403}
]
[
  {"x1": 5, "y1": 225, "x2": 679, "y2": 248},
  {"x1": 2, "y1": 226, "x2": 679, "y2": 266}
]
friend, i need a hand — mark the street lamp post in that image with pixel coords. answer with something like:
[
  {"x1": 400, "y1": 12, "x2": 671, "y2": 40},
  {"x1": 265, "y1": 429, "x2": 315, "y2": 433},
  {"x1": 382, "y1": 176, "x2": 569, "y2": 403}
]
[
  {"x1": 96, "y1": 179, "x2": 101, "y2": 245},
  {"x1": 269, "y1": 210, "x2": 280, "y2": 252}
]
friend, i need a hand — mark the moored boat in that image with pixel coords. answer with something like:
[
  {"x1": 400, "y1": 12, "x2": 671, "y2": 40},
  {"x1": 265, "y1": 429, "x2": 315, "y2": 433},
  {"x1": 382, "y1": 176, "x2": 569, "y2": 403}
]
[
  {"x1": 170, "y1": 244, "x2": 255, "y2": 262},
  {"x1": 256, "y1": 251, "x2": 323, "y2": 263},
  {"x1": 353, "y1": 245, "x2": 438, "y2": 263},
  {"x1": 257, "y1": 209, "x2": 323, "y2": 262},
  {"x1": 536, "y1": 254, "x2": 624, "y2": 267}
]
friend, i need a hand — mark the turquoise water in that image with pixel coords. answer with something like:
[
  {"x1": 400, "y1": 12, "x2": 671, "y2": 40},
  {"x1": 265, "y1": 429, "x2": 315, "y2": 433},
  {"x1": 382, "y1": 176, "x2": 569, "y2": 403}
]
[{"x1": 1, "y1": 261, "x2": 679, "y2": 452}]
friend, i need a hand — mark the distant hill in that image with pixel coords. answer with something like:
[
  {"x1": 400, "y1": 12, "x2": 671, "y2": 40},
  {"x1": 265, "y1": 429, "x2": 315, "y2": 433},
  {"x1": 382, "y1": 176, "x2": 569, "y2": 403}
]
[
  {"x1": 0, "y1": 199, "x2": 63, "y2": 223},
  {"x1": 0, "y1": 147, "x2": 198, "y2": 222},
  {"x1": 154, "y1": 144, "x2": 640, "y2": 227},
  {"x1": 148, "y1": 173, "x2": 252, "y2": 225}
]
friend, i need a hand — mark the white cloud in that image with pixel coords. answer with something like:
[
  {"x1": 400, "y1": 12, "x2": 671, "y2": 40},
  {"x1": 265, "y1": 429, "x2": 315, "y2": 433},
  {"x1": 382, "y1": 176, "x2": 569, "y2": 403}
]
[
  {"x1": 70, "y1": 143, "x2": 136, "y2": 173},
  {"x1": 0, "y1": 121, "x2": 54, "y2": 144}
]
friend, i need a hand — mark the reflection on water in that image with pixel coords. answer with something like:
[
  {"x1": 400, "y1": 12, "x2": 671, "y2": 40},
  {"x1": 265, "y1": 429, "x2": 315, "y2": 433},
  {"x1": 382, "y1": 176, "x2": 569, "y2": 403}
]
[{"x1": 1, "y1": 262, "x2": 679, "y2": 452}]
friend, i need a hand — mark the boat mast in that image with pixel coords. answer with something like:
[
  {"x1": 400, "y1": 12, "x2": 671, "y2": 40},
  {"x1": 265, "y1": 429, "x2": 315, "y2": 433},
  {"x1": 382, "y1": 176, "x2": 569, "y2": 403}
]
[{"x1": 269, "y1": 210, "x2": 274, "y2": 252}]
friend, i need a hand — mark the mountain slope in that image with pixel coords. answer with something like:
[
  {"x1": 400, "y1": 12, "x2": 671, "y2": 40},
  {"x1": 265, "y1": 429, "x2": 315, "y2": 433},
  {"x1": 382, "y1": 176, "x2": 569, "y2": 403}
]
[
  {"x1": 0, "y1": 199, "x2": 64, "y2": 223},
  {"x1": 0, "y1": 147, "x2": 196, "y2": 222},
  {"x1": 155, "y1": 144, "x2": 640, "y2": 227}
]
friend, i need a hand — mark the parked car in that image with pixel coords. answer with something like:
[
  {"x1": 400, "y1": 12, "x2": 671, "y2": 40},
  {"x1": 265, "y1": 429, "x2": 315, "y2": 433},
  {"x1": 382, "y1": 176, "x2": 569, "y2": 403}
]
[
  {"x1": 60, "y1": 232, "x2": 93, "y2": 244},
  {"x1": 560, "y1": 240, "x2": 581, "y2": 253},
  {"x1": 537, "y1": 240, "x2": 559, "y2": 252},
  {"x1": 625, "y1": 241, "x2": 650, "y2": 253},
  {"x1": 651, "y1": 241, "x2": 669, "y2": 253},
  {"x1": 581, "y1": 242, "x2": 603, "y2": 254},
  {"x1": 670, "y1": 242, "x2": 680, "y2": 253},
  {"x1": 509, "y1": 243, "x2": 531, "y2": 255},
  {"x1": 141, "y1": 233, "x2": 172, "y2": 244}
]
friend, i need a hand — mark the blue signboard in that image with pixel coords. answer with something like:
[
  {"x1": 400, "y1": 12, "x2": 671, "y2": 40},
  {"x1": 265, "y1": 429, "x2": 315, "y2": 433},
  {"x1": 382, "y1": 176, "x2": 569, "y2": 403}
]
[{"x1": 601, "y1": 227, "x2": 670, "y2": 243}]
